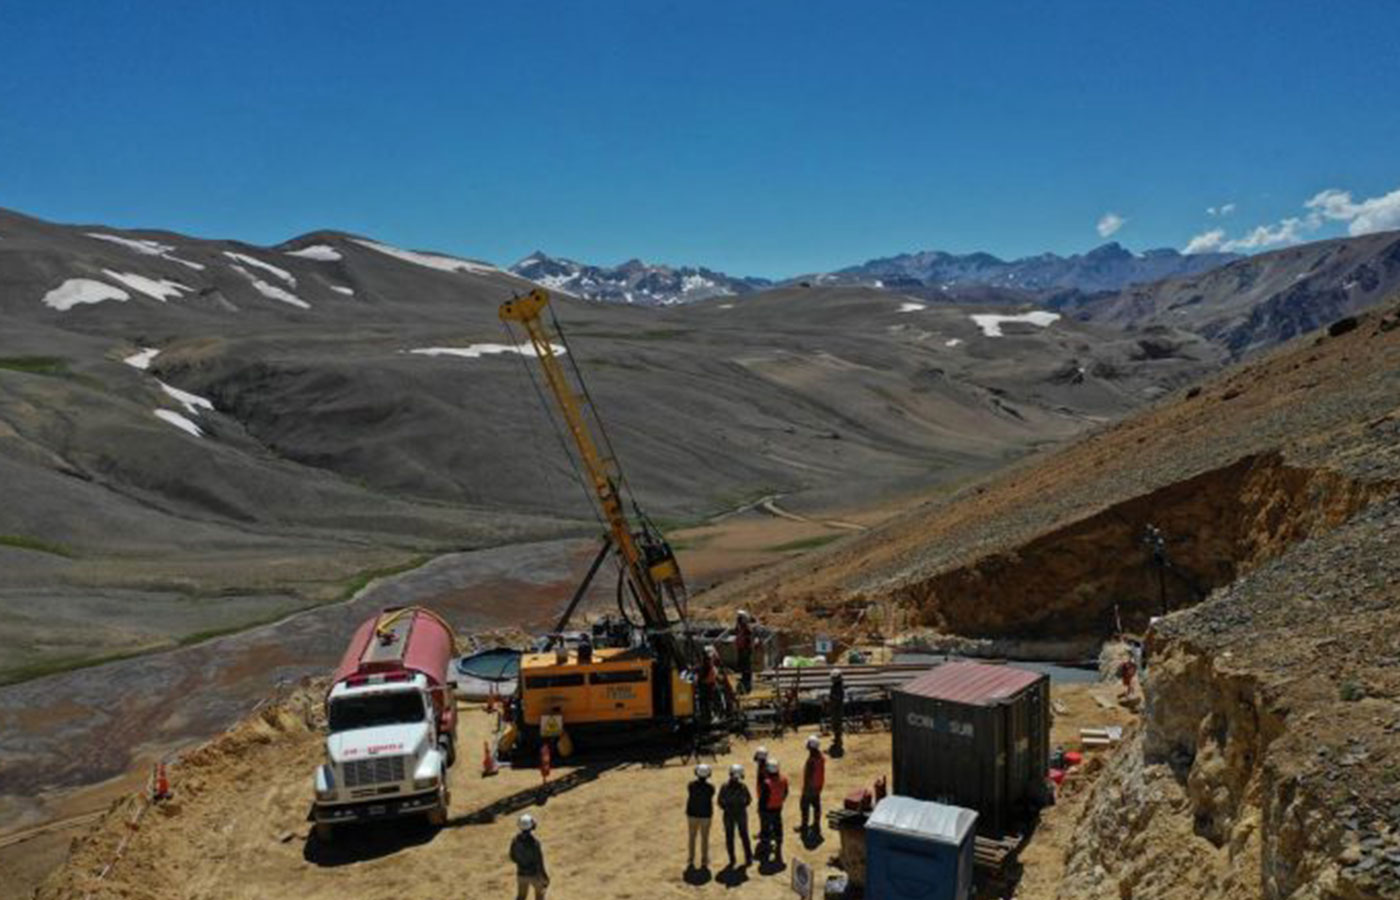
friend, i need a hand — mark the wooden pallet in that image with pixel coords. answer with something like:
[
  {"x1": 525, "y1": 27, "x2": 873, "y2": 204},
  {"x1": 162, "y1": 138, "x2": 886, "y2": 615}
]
[{"x1": 973, "y1": 833, "x2": 1024, "y2": 870}]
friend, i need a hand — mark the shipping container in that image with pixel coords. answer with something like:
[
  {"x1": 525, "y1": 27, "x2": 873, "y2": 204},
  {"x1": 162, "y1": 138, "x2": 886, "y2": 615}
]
[
  {"x1": 865, "y1": 795, "x2": 977, "y2": 900},
  {"x1": 891, "y1": 661, "x2": 1050, "y2": 836}
]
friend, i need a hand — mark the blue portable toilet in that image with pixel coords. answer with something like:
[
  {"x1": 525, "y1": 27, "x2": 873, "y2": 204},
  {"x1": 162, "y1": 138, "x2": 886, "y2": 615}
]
[{"x1": 865, "y1": 795, "x2": 978, "y2": 900}]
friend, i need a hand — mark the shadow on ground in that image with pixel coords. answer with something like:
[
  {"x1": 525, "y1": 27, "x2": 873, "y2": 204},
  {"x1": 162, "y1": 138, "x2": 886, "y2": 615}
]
[{"x1": 303, "y1": 817, "x2": 438, "y2": 867}]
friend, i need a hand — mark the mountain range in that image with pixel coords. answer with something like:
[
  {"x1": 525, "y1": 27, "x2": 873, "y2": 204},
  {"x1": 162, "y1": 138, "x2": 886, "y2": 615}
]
[
  {"x1": 1, "y1": 203, "x2": 1398, "y2": 684},
  {"x1": 508, "y1": 252, "x2": 772, "y2": 305},
  {"x1": 509, "y1": 242, "x2": 1241, "y2": 306}
]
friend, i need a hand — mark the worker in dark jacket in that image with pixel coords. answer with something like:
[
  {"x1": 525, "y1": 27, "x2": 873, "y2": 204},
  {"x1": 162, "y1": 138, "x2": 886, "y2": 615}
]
[
  {"x1": 761, "y1": 758, "x2": 789, "y2": 864},
  {"x1": 686, "y1": 763, "x2": 715, "y2": 870},
  {"x1": 829, "y1": 669, "x2": 846, "y2": 757},
  {"x1": 735, "y1": 610, "x2": 755, "y2": 693},
  {"x1": 800, "y1": 735, "x2": 826, "y2": 839},
  {"x1": 510, "y1": 814, "x2": 549, "y2": 899},
  {"x1": 718, "y1": 763, "x2": 753, "y2": 869}
]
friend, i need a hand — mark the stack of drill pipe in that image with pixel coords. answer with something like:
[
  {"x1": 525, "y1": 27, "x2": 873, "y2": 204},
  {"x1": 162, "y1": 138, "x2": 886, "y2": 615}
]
[{"x1": 762, "y1": 663, "x2": 931, "y2": 696}]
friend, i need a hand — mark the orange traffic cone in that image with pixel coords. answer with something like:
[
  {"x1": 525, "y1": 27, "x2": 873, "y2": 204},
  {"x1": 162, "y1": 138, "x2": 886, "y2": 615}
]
[
  {"x1": 539, "y1": 741, "x2": 552, "y2": 784},
  {"x1": 151, "y1": 762, "x2": 171, "y2": 802},
  {"x1": 482, "y1": 741, "x2": 499, "y2": 777}
]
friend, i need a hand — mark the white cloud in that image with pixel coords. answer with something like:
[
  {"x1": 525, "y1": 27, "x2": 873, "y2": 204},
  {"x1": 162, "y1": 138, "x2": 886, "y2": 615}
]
[
  {"x1": 1096, "y1": 212, "x2": 1126, "y2": 238},
  {"x1": 1184, "y1": 217, "x2": 1309, "y2": 254},
  {"x1": 1183, "y1": 229, "x2": 1226, "y2": 255},
  {"x1": 1305, "y1": 187, "x2": 1400, "y2": 236},
  {"x1": 1183, "y1": 183, "x2": 1400, "y2": 254},
  {"x1": 1220, "y1": 217, "x2": 1309, "y2": 251}
]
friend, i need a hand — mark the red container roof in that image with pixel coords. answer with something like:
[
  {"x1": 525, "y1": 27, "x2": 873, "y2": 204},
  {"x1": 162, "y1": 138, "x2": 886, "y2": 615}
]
[{"x1": 897, "y1": 661, "x2": 1044, "y2": 706}]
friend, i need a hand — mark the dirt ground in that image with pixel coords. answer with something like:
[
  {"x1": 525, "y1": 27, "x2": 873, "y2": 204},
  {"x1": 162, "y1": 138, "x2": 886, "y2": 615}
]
[
  {"x1": 672, "y1": 498, "x2": 901, "y2": 593},
  {"x1": 34, "y1": 678, "x2": 1135, "y2": 900}
]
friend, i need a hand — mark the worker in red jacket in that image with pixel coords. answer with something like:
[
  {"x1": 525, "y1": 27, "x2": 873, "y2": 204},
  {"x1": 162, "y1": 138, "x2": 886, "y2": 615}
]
[
  {"x1": 800, "y1": 735, "x2": 825, "y2": 840},
  {"x1": 760, "y1": 758, "x2": 789, "y2": 865},
  {"x1": 753, "y1": 746, "x2": 771, "y2": 858}
]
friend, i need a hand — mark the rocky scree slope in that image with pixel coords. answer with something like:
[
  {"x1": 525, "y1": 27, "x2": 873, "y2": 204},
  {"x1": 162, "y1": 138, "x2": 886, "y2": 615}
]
[{"x1": 1061, "y1": 492, "x2": 1400, "y2": 900}]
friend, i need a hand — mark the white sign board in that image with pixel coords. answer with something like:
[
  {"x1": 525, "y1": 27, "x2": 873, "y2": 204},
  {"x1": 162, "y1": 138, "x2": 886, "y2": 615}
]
[
  {"x1": 790, "y1": 859, "x2": 814, "y2": 899},
  {"x1": 814, "y1": 635, "x2": 833, "y2": 655}
]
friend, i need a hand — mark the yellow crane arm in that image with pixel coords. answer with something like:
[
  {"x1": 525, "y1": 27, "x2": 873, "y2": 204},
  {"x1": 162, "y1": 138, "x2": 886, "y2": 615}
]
[{"x1": 499, "y1": 289, "x2": 683, "y2": 637}]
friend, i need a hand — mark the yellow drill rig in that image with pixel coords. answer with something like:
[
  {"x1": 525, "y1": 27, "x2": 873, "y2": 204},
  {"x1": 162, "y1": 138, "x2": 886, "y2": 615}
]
[{"x1": 499, "y1": 289, "x2": 709, "y2": 750}]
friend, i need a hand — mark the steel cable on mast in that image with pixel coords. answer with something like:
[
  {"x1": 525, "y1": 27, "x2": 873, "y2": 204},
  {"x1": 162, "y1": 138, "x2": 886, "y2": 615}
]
[
  {"x1": 547, "y1": 302, "x2": 643, "y2": 511},
  {"x1": 500, "y1": 318, "x2": 606, "y2": 530}
]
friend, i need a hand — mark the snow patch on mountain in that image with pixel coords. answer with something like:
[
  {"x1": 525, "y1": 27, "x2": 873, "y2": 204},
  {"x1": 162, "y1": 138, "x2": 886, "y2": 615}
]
[
  {"x1": 352, "y1": 239, "x2": 497, "y2": 276},
  {"x1": 285, "y1": 245, "x2": 342, "y2": 262},
  {"x1": 329, "y1": 285, "x2": 354, "y2": 296},
  {"x1": 43, "y1": 278, "x2": 129, "y2": 310},
  {"x1": 153, "y1": 408, "x2": 203, "y2": 437},
  {"x1": 229, "y1": 265, "x2": 310, "y2": 309},
  {"x1": 224, "y1": 252, "x2": 295, "y2": 285},
  {"x1": 408, "y1": 343, "x2": 565, "y2": 360},
  {"x1": 123, "y1": 347, "x2": 161, "y2": 370},
  {"x1": 85, "y1": 233, "x2": 206, "y2": 270},
  {"x1": 899, "y1": 302, "x2": 926, "y2": 312},
  {"x1": 970, "y1": 311, "x2": 1061, "y2": 337},
  {"x1": 159, "y1": 381, "x2": 214, "y2": 415},
  {"x1": 102, "y1": 270, "x2": 190, "y2": 302}
]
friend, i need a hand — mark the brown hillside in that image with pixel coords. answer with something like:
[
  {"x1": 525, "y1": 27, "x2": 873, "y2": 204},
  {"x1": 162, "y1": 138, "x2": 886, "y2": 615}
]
[{"x1": 704, "y1": 298, "x2": 1400, "y2": 645}]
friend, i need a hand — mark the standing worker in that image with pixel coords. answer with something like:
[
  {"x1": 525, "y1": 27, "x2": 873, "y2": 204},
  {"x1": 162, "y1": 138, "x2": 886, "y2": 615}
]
[
  {"x1": 800, "y1": 735, "x2": 825, "y2": 840},
  {"x1": 761, "y1": 758, "x2": 789, "y2": 865},
  {"x1": 735, "y1": 610, "x2": 755, "y2": 694},
  {"x1": 698, "y1": 647, "x2": 719, "y2": 724},
  {"x1": 753, "y1": 746, "x2": 771, "y2": 859},
  {"x1": 829, "y1": 669, "x2": 846, "y2": 757},
  {"x1": 686, "y1": 763, "x2": 715, "y2": 871},
  {"x1": 718, "y1": 763, "x2": 754, "y2": 869},
  {"x1": 510, "y1": 814, "x2": 549, "y2": 899}
]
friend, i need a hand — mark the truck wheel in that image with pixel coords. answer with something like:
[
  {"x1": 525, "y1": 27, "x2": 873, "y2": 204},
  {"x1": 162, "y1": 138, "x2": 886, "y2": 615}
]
[
  {"x1": 314, "y1": 823, "x2": 335, "y2": 843},
  {"x1": 426, "y1": 790, "x2": 449, "y2": 827},
  {"x1": 439, "y1": 734, "x2": 456, "y2": 768}
]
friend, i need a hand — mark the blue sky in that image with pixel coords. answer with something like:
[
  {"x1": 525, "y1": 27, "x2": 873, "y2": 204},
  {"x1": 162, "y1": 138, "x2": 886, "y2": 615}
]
[{"x1": 1, "y1": 1, "x2": 1397, "y2": 278}]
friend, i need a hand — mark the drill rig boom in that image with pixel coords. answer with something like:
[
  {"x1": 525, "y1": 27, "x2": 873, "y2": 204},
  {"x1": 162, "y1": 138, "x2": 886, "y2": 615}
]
[{"x1": 499, "y1": 289, "x2": 693, "y2": 669}]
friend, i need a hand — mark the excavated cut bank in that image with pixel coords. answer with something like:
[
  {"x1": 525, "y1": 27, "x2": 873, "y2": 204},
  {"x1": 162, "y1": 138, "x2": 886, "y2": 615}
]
[{"x1": 891, "y1": 451, "x2": 1395, "y2": 640}]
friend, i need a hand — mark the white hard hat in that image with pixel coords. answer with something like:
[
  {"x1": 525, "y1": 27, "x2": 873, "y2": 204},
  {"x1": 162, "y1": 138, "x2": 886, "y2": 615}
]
[
  {"x1": 830, "y1": 668, "x2": 843, "y2": 679},
  {"x1": 738, "y1": 610, "x2": 749, "y2": 619},
  {"x1": 695, "y1": 763, "x2": 711, "y2": 779},
  {"x1": 754, "y1": 745, "x2": 769, "y2": 759},
  {"x1": 729, "y1": 763, "x2": 744, "y2": 780},
  {"x1": 766, "y1": 758, "x2": 780, "y2": 774},
  {"x1": 806, "y1": 735, "x2": 820, "y2": 751},
  {"x1": 518, "y1": 814, "x2": 536, "y2": 832}
]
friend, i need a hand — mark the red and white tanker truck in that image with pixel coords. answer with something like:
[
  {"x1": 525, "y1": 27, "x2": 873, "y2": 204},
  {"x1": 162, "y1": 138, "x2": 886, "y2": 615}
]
[{"x1": 312, "y1": 606, "x2": 458, "y2": 840}]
